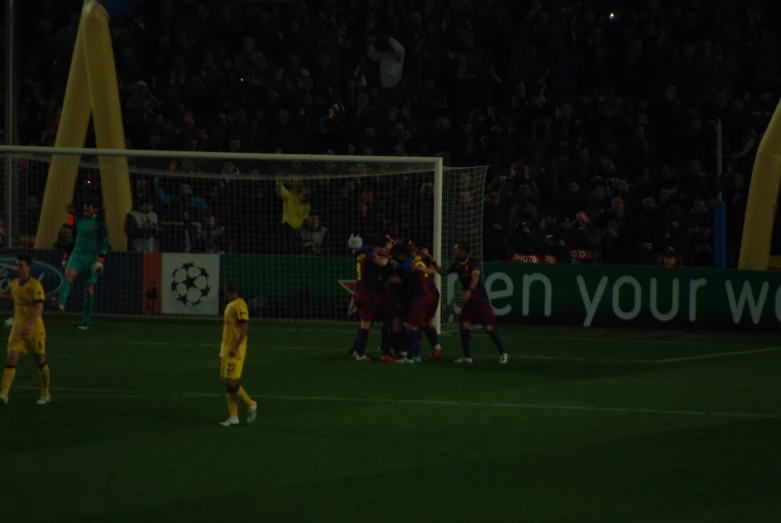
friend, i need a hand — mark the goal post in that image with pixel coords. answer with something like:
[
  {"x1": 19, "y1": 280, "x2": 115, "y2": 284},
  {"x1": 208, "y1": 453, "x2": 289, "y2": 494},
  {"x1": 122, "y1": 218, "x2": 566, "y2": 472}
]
[{"x1": 0, "y1": 145, "x2": 487, "y2": 334}]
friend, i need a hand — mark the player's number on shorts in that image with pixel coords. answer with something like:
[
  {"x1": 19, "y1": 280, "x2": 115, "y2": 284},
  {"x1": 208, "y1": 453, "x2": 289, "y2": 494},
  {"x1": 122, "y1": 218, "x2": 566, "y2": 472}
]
[
  {"x1": 38, "y1": 340, "x2": 43, "y2": 350},
  {"x1": 226, "y1": 363, "x2": 236, "y2": 373}
]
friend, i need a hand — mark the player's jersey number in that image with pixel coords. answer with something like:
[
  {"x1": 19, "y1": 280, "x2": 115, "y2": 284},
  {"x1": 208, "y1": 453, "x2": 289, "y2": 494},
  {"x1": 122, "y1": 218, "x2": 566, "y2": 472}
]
[{"x1": 356, "y1": 254, "x2": 365, "y2": 281}]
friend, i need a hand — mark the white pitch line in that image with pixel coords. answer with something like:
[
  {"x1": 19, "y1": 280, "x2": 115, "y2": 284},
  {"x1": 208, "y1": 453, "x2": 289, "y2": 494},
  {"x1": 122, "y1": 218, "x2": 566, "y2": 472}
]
[
  {"x1": 512, "y1": 354, "x2": 655, "y2": 364},
  {"x1": 13, "y1": 385, "x2": 781, "y2": 420},
  {"x1": 657, "y1": 347, "x2": 781, "y2": 364}
]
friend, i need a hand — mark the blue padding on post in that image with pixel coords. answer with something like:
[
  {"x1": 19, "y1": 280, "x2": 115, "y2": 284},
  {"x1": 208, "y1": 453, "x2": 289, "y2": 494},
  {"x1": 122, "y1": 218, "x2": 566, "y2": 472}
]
[
  {"x1": 97, "y1": 0, "x2": 142, "y2": 19},
  {"x1": 714, "y1": 200, "x2": 727, "y2": 268}
]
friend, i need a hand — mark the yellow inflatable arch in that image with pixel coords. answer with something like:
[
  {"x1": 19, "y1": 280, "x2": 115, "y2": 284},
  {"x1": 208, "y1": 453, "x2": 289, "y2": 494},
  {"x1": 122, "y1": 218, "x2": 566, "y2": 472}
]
[
  {"x1": 35, "y1": 0, "x2": 135, "y2": 252},
  {"x1": 739, "y1": 100, "x2": 781, "y2": 271}
]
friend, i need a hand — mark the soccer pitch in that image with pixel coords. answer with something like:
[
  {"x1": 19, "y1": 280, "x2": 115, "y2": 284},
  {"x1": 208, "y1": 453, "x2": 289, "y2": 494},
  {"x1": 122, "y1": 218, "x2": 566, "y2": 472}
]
[{"x1": 2, "y1": 316, "x2": 781, "y2": 523}]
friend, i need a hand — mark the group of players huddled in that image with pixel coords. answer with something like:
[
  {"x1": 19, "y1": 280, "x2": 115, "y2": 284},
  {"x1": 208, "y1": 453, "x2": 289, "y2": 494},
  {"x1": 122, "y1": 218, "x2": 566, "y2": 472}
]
[{"x1": 348, "y1": 234, "x2": 508, "y2": 365}]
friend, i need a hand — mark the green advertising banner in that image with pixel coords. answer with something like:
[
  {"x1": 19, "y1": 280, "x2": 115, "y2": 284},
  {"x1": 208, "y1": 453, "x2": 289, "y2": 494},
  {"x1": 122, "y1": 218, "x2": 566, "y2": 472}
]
[
  {"x1": 479, "y1": 263, "x2": 781, "y2": 331},
  {"x1": 220, "y1": 255, "x2": 357, "y2": 321},
  {"x1": 220, "y1": 255, "x2": 781, "y2": 331}
]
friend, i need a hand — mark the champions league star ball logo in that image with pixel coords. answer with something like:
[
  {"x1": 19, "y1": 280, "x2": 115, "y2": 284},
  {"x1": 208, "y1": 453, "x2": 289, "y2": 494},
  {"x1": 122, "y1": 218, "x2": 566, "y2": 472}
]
[
  {"x1": 338, "y1": 280, "x2": 357, "y2": 315},
  {"x1": 170, "y1": 262, "x2": 211, "y2": 306}
]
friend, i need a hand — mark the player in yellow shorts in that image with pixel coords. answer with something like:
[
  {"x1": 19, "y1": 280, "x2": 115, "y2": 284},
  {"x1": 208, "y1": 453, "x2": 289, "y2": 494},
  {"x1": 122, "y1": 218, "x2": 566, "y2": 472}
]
[
  {"x1": 1, "y1": 254, "x2": 51, "y2": 405},
  {"x1": 219, "y1": 280, "x2": 257, "y2": 426}
]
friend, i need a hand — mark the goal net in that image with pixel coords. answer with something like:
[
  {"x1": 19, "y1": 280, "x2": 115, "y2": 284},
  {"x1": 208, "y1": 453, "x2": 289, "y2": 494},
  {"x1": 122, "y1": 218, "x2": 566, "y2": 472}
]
[{"x1": 0, "y1": 147, "x2": 488, "y2": 332}]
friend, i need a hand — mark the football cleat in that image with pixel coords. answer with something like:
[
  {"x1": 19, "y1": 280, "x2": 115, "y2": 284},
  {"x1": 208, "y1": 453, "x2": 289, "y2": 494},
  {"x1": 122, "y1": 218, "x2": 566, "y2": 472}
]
[
  {"x1": 51, "y1": 297, "x2": 65, "y2": 314},
  {"x1": 219, "y1": 417, "x2": 240, "y2": 427},
  {"x1": 0, "y1": 393, "x2": 8, "y2": 405},
  {"x1": 427, "y1": 347, "x2": 444, "y2": 361},
  {"x1": 354, "y1": 354, "x2": 371, "y2": 362},
  {"x1": 246, "y1": 402, "x2": 258, "y2": 424},
  {"x1": 381, "y1": 354, "x2": 396, "y2": 363},
  {"x1": 499, "y1": 353, "x2": 509, "y2": 365},
  {"x1": 348, "y1": 348, "x2": 356, "y2": 357},
  {"x1": 36, "y1": 395, "x2": 51, "y2": 405},
  {"x1": 395, "y1": 357, "x2": 414, "y2": 364},
  {"x1": 78, "y1": 323, "x2": 89, "y2": 331},
  {"x1": 454, "y1": 357, "x2": 473, "y2": 364}
]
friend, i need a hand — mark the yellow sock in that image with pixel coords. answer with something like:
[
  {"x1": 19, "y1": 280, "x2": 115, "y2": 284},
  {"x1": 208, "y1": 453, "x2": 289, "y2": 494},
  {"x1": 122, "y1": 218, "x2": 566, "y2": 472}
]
[
  {"x1": 236, "y1": 386, "x2": 254, "y2": 407},
  {"x1": 227, "y1": 393, "x2": 239, "y2": 418},
  {"x1": 2, "y1": 366, "x2": 16, "y2": 395},
  {"x1": 39, "y1": 364, "x2": 51, "y2": 396}
]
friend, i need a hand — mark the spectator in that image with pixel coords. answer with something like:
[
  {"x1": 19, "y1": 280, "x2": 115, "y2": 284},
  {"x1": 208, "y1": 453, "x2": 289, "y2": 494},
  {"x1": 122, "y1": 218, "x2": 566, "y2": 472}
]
[
  {"x1": 276, "y1": 178, "x2": 311, "y2": 254},
  {"x1": 367, "y1": 35, "x2": 405, "y2": 100},
  {"x1": 661, "y1": 247, "x2": 683, "y2": 267},
  {"x1": 193, "y1": 214, "x2": 226, "y2": 254},
  {"x1": 154, "y1": 179, "x2": 210, "y2": 252},
  {"x1": 53, "y1": 224, "x2": 72, "y2": 250},
  {"x1": 507, "y1": 220, "x2": 544, "y2": 262},
  {"x1": 632, "y1": 196, "x2": 665, "y2": 265},
  {"x1": 298, "y1": 213, "x2": 329, "y2": 256},
  {"x1": 602, "y1": 214, "x2": 632, "y2": 265},
  {"x1": 483, "y1": 191, "x2": 506, "y2": 261},
  {"x1": 124, "y1": 199, "x2": 159, "y2": 252},
  {"x1": 565, "y1": 212, "x2": 601, "y2": 263}
]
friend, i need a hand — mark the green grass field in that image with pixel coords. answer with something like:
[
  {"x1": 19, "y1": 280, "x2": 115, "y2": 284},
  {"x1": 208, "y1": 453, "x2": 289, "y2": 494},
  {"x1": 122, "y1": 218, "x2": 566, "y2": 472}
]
[{"x1": 2, "y1": 315, "x2": 780, "y2": 523}]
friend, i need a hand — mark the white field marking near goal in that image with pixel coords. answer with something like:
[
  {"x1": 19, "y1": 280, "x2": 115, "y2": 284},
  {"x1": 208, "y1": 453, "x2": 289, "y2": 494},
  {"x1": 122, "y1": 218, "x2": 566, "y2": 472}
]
[
  {"x1": 656, "y1": 347, "x2": 781, "y2": 364},
  {"x1": 13, "y1": 385, "x2": 781, "y2": 420},
  {"x1": 42, "y1": 339, "x2": 654, "y2": 364}
]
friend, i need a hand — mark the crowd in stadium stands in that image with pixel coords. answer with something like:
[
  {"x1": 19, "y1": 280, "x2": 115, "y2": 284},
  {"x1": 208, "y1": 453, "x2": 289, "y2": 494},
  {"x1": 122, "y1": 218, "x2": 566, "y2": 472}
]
[{"x1": 2, "y1": 0, "x2": 779, "y2": 267}]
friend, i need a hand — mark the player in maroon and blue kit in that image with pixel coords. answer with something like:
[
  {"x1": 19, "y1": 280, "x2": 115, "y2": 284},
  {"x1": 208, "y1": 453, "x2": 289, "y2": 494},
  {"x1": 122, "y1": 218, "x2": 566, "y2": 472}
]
[
  {"x1": 389, "y1": 244, "x2": 436, "y2": 364},
  {"x1": 433, "y1": 242, "x2": 508, "y2": 364},
  {"x1": 377, "y1": 235, "x2": 413, "y2": 361},
  {"x1": 407, "y1": 239, "x2": 443, "y2": 361},
  {"x1": 350, "y1": 234, "x2": 392, "y2": 361}
]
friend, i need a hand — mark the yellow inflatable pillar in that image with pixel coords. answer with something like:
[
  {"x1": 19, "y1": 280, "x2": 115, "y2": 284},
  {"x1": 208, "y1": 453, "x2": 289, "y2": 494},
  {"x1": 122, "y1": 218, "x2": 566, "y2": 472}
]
[
  {"x1": 83, "y1": 0, "x2": 132, "y2": 252},
  {"x1": 739, "y1": 99, "x2": 781, "y2": 270},
  {"x1": 35, "y1": 0, "x2": 93, "y2": 249},
  {"x1": 35, "y1": 0, "x2": 133, "y2": 252}
]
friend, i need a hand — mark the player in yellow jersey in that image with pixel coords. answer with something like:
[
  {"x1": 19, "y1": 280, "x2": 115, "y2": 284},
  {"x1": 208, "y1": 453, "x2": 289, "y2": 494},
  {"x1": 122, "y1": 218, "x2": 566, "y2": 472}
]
[
  {"x1": 219, "y1": 281, "x2": 257, "y2": 426},
  {"x1": 1, "y1": 255, "x2": 51, "y2": 405}
]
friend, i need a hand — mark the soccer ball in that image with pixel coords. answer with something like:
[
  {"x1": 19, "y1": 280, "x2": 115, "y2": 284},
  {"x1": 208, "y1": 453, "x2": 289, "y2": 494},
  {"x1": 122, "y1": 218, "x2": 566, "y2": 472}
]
[
  {"x1": 348, "y1": 234, "x2": 363, "y2": 250},
  {"x1": 169, "y1": 262, "x2": 211, "y2": 306}
]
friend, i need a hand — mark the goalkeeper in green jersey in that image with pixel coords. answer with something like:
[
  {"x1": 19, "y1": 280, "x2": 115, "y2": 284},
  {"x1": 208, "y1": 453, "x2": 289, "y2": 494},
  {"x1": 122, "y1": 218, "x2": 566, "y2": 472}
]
[{"x1": 52, "y1": 200, "x2": 109, "y2": 330}]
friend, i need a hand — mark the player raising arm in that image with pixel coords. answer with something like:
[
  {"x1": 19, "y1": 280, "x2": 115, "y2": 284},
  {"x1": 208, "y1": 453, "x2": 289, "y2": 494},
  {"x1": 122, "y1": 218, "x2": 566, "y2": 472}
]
[
  {"x1": 432, "y1": 242, "x2": 508, "y2": 364},
  {"x1": 52, "y1": 199, "x2": 109, "y2": 330},
  {"x1": 1, "y1": 255, "x2": 52, "y2": 405},
  {"x1": 351, "y1": 234, "x2": 392, "y2": 361},
  {"x1": 219, "y1": 281, "x2": 258, "y2": 426}
]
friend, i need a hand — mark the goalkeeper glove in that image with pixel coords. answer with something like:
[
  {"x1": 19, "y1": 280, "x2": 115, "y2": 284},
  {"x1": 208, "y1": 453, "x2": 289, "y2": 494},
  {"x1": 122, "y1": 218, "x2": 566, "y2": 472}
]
[{"x1": 91, "y1": 257, "x2": 105, "y2": 275}]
